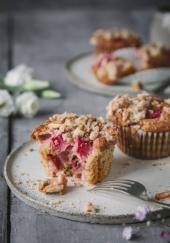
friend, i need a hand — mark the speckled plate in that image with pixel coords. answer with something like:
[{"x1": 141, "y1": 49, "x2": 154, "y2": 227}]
[
  {"x1": 4, "y1": 141, "x2": 170, "y2": 224},
  {"x1": 66, "y1": 51, "x2": 170, "y2": 96}
]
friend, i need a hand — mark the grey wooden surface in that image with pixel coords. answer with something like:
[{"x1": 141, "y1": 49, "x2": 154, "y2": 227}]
[
  {"x1": 1, "y1": 9, "x2": 170, "y2": 243},
  {"x1": 0, "y1": 14, "x2": 11, "y2": 243}
]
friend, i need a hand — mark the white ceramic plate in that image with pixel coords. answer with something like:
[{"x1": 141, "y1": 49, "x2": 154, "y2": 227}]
[
  {"x1": 4, "y1": 141, "x2": 170, "y2": 224},
  {"x1": 66, "y1": 52, "x2": 170, "y2": 96}
]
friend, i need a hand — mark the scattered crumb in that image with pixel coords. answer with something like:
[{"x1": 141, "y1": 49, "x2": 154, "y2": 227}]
[
  {"x1": 83, "y1": 202, "x2": 97, "y2": 214},
  {"x1": 152, "y1": 162, "x2": 164, "y2": 166},
  {"x1": 146, "y1": 220, "x2": 151, "y2": 226},
  {"x1": 161, "y1": 218, "x2": 165, "y2": 224},
  {"x1": 38, "y1": 175, "x2": 67, "y2": 194},
  {"x1": 48, "y1": 200, "x2": 63, "y2": 207},
  {"x1": 122, "y1": 162, "x2": 130, "y2": 166},
  {"x1": 131, "y1": 80, "x2": 143, "y2": 91},
  {"x1": 152, "y1": 163, "x2": 157, "y2": 166},
  {"x1": 29, "y1": 148, "x2": 35, "y2": 152},
  {"x1": 155, "y1": 190, "x2": 170, "y2": 201}
]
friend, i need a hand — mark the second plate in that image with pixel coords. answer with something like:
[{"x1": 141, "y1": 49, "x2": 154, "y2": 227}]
[{"x1": 66, "y1": 52, "x2": 170, "y2": 96}]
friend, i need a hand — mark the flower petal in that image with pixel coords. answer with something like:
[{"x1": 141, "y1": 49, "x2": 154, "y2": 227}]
[
  {"x1": 160, "y1": 230, "x2": 170, "y2": 239},
  {"x1": 122, "y1": 226, "x2": 133, "y2": 240},
  {"x1": 135, "y1": 206, "x2": 148, "y2": 221},
  {"x1": 15, "y1": 92, "x2": 39, "y2": 118}
]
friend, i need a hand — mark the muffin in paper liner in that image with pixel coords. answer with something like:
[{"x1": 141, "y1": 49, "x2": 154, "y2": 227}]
[{"x1": 118, "y1": 126, "x2": 170, "y2": 159}]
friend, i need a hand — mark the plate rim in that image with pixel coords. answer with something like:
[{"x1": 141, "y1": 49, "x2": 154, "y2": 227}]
[
  {"x1": 65, "y1": 51, "x2": 170, "y2": 97},
  {"x1": 65, "y1": 51, "x2": 136, "y2": 96},
  {"x1": 3, "y1": 140, "x2": 170, "y2": 224}
]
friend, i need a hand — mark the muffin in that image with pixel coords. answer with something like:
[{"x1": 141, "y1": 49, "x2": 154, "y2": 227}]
[
  {"x1": 92, "y1": 53, "x2": 136, "y2": 85},
  {"x1": 31, "y1": 112, "x2": 117, "y2": 184},
  {"x1": 137, "y1": 43, "x2": 170, "y2": 69},
  {"x1": 106, "y1": 94, "x2": 170, "y2": 159},
  {"x1": 90, "y1": 28, "x2": 141, "y2": 54}
]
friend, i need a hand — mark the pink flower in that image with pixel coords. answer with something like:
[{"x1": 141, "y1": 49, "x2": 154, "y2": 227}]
[
  {"x1": 160, "y1": 230, "x2": 170, "y2": 239},
  {"x1": 135, "y1": 206, "x2": 148, "y2": 221},
  {"x1": 122, "y1": 226, "x2": 133, "y2": 240}
]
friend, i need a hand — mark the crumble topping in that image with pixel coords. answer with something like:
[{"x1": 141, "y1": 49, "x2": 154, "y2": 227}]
[
  {"x1": 106, "y1": 94, "x2": 170, "y2": 130},
  {"x1": 32, "y1": 112, "x2": 117, "y2": 143},
  {"x1": 83, "y1": 202, "x2": 97, "y2": 214},
  {"x1": 90, "y1": 28, "x2": 140, "y2": 44},
  {"x1": 138, "y1": 43, "x2": 169, "y2": 60},
  {"x1": 38, "y1": 174, "x2": 67, "y2": 194}
]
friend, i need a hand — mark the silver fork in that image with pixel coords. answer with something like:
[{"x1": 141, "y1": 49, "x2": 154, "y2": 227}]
[{"x1": 89, "y1": 179, "x2": 170, "y2": 209}]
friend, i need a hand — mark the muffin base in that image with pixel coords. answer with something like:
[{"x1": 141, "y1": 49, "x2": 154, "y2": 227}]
[{"x1": 118, "y1": 126, "x2": 170, "y2": 159}]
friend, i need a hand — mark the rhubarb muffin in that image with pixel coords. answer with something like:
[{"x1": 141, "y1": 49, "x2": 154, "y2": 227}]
[
  {"x1": 106, "y1": 94, "x2": 170, "y2": 159},
  {"x1": 31, "y1": 113, "x2": 117, "y2": 184},
  {"x1": 90, "y1": 28, "x2": 141, "y2": 54},
  {"x1": 92, "y1": 53, "x2": 136, "y2": 85},
  {"x1": 137, "y1": 43, "x2": 170, "y2": 69}
]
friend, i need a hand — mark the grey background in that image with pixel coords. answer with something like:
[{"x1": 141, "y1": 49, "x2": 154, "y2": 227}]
[{"x1": 0, "y1": 0, "x2": 170, "y2": 11}]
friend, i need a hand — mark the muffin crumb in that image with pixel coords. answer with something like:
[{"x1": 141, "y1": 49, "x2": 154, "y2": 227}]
[
  {"x1": 131, "y1": 80, "x2": 143, "y2": 91},
  {"x1": 39, "y1": 175, "x2": 67, "y2": 194},
  {"x1": 83, "y1": 202, "x2": 97, "y2": 214}
]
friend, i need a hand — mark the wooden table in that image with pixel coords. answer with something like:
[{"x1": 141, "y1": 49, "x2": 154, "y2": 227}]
[{"x1": 0, "y1": 9, "x2": 170, "y2": 243}]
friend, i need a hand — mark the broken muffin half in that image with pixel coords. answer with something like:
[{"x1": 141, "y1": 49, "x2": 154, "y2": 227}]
[{"x1": 31, "y1": 112, "x2": 117, "y2": 184}]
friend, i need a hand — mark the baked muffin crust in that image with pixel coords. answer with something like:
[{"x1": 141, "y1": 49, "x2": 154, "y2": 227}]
[
  {"x1": 90, "y1": 28, "x2": 141, "y2": 53},
  {"x1": 137, "y1": 43, "x2": 170, "y2": 69},
  {"x1": 31, "y1": 113, "x2": 117, "y2": 184},
  {"x1": 31, "y1": 112, "x2": 116, "y2": 144},
  {"x1": 106, "y1": 94, "x2": 170, "y2": 132},
  {"x1": 92, "y1": 53, "x2": 136, "y2": 85}
]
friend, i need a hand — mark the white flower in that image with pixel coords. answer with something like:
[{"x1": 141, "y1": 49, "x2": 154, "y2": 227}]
[
  {"x1": 0, "y1": 90, "x2": 15, "y2": 117},
  {"x1": 122, "y1": 226, "x2": 133, "y2": 240},
  {"x1": 162, "y1": 14, "x2": 170, "y2": 32},
  {"x1": 4, "y1": 64, "x2": 33, "y2": 87},
  {"x1": 135, "y1": 206, "x2": 148, "y2": 221},
  {"x1": 16, "y1": 92, "x2": 39, "y2": 118}
]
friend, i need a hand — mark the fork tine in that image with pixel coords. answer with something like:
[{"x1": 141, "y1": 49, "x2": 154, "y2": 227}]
[
  {"x1": 92, "y1": 183, "x2": 131, "y2": 191},
  {"x1": 97, "y1": 181, "x2": 132, "y2": 187},
  {"x1": 91, "y1": 187, "x2": 129, "y2": 194},
  {"x1": 88, "y1": 179, "x2": 135, "y2": 192},
  {"x1": 100, "y1": 179, "x2": 135, "y2": 185},
  {"x1": 91, "y1": 184, "x2": 129, "y2": 191},
  {"x1": 94, "y1": 180, "x2": 134, "y2": 189}
]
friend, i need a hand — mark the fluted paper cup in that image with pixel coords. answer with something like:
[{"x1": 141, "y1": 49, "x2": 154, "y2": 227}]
[{"x1": 118, "y1": 126, "x2": 170, "y2": 159}]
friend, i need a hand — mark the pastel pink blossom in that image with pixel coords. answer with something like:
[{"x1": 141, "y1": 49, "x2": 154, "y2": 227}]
[
  {"x1": 160, "y1": 230, "x2": 170, "y2": 239},
  {"x1": 135, "y1": 206, "x2": 148, "y2": 221}
]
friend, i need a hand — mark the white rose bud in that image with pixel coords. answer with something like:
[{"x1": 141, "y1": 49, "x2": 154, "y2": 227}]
[
  {"x1": 0, "y1": 90, "x2": 15, "y2": 117},
  {"x1": 5, "y1": 64, "x2": 33, "y2": 87},
  {"x1": 16, "y1": 92, "x2": 39, "y2": 118}
]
